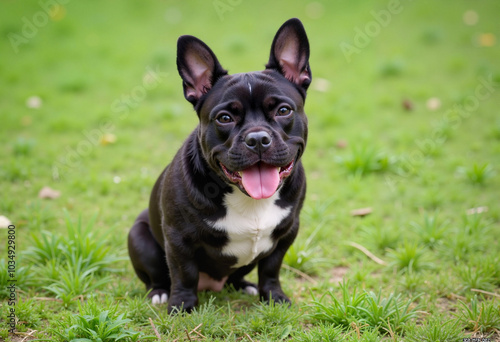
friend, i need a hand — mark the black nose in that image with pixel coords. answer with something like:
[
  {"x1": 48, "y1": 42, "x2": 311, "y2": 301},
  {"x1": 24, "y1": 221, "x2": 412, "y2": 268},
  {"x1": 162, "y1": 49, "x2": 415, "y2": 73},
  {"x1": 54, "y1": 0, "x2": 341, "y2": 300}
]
[{"x1": 245, "y1": 131, "x2": 272, "y2": 153}]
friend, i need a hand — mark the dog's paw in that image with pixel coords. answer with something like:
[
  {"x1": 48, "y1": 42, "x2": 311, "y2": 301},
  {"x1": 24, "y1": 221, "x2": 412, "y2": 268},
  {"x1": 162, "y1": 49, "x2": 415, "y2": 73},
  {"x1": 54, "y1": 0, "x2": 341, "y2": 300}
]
[
  {"x1": 152, "y1": 293, "x2": 168, "y2": 305},
  {"x1": 244, "y1": 285, "x2": 258, "y2": 296},
  {"x1": 149, "y1": 289, "x2": 168, "y2": 305}
]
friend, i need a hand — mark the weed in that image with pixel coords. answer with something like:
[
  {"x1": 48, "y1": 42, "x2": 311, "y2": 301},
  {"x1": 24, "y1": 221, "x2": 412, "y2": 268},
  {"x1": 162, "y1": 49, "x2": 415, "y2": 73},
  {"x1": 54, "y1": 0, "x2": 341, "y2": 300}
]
[
  {"x1": 360, "y1": 225, "x2": 401, "y2": 252},
  {"x1": 308, "y1": 281, "x2": 420, "y2": 334},
  {"x1": 43, "y1": 256, "x2": 112, "y2": 304},
  {"x1": 123, "y1": 293, "x2": 156, "y2": 325},
  {"x1": 0, "y1": 258, "x2": 31, "y2": 298},
  {"x1": 13, "y1": 298, "x2": 42, "y2": 332},
  {"x1": 284, "y1": 221, "x2": 330, "y2": 275},
  {"x1": 241, "y1": 299, "x2": 303, "y2": 339},
  {"x1": 379, "y1": 59, "x2": 406, "y2": 77},
  {"x1": 455, "y1": 296, "x2": 500, "y2": 334},
  {"x1": 155, "y1": 297, "x2": 235, "y2": 339},
  {"x1": 405, "y1": 316, "x2": 464, "y2": 342},
  {"x1": 25, "y1": 211, "x2": 125, "y2": 274},
  {"x1": 439, "y1": 215, "x2": 489, "y2": 264},
  {"x1": 358, "y1": 290, "x2": 421, "y2": 334},
  {"x1": 410, "y1": 214, "x2": 448, "y2": 249},
  {"x1": 309, "y1": 281, "x2": 367, "y2": 327},
  {"x1": 336, "y1": 144, "x2": 396, "y2": 176},
  {"x1": 50, "y1": 298, "x2": 155, "y2": 341},
  {"x1": 293, "y1": 322, "x2": 345, "y2": 341},
  {"x1": 397, "y1": 266, "x2": 424, "y2": 293},
  {"x1": 457, "y1": 162, "x2": 495, "y2": 185},
  {"x1": 457, "y1": 266, "x2": 495, "y2": 293},
  {"x1": 12, "y1": 137, "x2": 36, "y2": 156},
  {"x1": 387, "y1": 241, "x2": 433, "y2": 272}
]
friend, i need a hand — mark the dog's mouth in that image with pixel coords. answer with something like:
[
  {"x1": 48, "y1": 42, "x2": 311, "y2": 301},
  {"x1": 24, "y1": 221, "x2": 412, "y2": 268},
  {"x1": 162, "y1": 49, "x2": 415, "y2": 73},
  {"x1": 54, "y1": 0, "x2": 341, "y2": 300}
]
[{"x1": 220, "y1": 160, "x2": 294, "y2": 200}]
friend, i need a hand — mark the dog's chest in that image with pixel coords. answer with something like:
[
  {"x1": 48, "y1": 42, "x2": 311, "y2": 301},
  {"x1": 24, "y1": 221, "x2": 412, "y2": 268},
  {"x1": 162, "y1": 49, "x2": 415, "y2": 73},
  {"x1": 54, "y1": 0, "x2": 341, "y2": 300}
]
[{"x1": 207, "y1": 187, "x2": 291, "y2": 268}]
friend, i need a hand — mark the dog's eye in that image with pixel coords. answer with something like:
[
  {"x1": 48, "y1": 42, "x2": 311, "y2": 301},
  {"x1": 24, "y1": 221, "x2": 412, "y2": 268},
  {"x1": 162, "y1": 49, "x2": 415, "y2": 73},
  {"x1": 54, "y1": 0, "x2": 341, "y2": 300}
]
[
  {"x1": 216, "y1": 113, "x2": 234, "y2": 124},
  {"x1": 277, "y1": 106, "x2": 292, "y2": 117}
]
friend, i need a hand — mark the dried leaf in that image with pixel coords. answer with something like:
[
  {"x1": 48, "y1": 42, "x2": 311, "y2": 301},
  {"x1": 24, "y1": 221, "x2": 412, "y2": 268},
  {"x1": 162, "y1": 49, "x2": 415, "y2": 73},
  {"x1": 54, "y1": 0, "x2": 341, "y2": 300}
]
[
  {"x1": 402, "y1": 99, "x2": 413, "y2": 111},
  {"x1": 312, "y1": 78, "x2": 330, "y2": 93},
  {"x1": 479, "y1": 33, "x2": 496, "y2": 47},
  {"x1": 426, "y1": 97, "x2": 441, "y2": 111},
  {"x1": 38, "y1": 186, "x2": 61, "y2": 199},
  {"x1": 351, "y1": 207, "x2": 372, "y2": 217},
  {"x1": 26, "y1": 96, "x2": 42, "y2": 109},
  {"x1": 336, "y1": 139, "x2": 348, "y2": 149},
  {"x1": 100, "y1": 133, "x2": 117, "y2": 146},
  {"x1": 466, "y1": 206, "x2": 488, "y2": 215},
  {"x1": 0, "y1": 215, "x2": 12, "y2": 228}
]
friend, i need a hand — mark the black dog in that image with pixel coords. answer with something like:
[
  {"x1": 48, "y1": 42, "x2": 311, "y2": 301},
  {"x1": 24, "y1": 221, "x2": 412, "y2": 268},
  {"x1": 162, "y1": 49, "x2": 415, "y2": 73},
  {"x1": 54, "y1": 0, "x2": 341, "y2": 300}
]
[{"x1": 128, "y1": 18, "x2": 311, "y2": 313}]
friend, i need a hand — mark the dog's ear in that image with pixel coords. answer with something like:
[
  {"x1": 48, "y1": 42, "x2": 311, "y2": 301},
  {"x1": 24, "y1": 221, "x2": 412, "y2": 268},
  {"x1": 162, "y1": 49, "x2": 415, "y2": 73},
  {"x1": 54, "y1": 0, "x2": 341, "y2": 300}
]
[
  {"x1": 177, "y1": 36, "x2": 228, "y2": 106},
  {"x1": 266, "y1": 18, "x2": 311, "y2": 91}
]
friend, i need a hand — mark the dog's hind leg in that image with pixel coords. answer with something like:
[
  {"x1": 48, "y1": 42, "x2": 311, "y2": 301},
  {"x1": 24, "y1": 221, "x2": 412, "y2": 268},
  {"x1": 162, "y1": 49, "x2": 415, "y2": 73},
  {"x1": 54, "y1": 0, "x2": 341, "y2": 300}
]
[
  {"x1": 128, "y1": 209, "x2": 171, "y2": 304},
  {"x1": 226, "y1": 264, "x2": 259, "y2": 296}
]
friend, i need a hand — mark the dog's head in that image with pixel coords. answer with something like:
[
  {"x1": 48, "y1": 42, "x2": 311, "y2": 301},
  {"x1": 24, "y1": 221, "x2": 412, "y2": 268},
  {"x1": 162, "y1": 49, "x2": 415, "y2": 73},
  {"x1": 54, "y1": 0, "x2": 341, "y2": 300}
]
[{"x1": 177, "y1": 18, "x2": 311, "y2": 200}]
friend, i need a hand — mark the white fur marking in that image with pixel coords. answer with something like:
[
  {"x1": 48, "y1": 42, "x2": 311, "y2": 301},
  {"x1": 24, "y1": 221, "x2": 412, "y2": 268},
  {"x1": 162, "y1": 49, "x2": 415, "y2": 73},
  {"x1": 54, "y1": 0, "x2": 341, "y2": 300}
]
[
  {"x1": 247, "y1": 81, "x2": 252, "y2": 95},
  {"x1": 152, "y1": 294, "x2": 161, "y2": 305},
  {"x1": 244, "y1": 285, "x2": 259, "y2": 296},
  {"x1": 207, "y1": 187, "x2": 291, "y2": 267},
  {"x1": 160, "y1": 293, "x2": 168, "y2": 304}
]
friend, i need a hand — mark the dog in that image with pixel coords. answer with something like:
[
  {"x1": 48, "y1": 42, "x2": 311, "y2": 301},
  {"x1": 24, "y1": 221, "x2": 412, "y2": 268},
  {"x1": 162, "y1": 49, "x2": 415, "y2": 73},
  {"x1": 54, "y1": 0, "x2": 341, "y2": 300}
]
[{"x1": 128, "y1": 18, "x2": 311, "y2": 313}]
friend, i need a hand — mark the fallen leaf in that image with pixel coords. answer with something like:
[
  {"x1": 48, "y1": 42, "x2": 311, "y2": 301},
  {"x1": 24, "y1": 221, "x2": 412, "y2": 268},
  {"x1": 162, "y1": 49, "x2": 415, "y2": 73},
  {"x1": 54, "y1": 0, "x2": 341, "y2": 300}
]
[
  {"x1": 479, "y1": 33, "x2": 496, "y2": 47},
  {"x1": 38, "y1": 186, "x2": 61, "y2": 199},
  {"x1": 351, "y1": 207, "x2": 372, "y2": 217},
  {"x1": 0, "y1": 215, "x2": 12, "y2": 228},
  {"x1": 100, "y1": 133, "x2": 117, "y2": 145},
  {"x1": 402, "y1": 99, "x2": 413, "y2": 111},
  {"x1": 26, "y1": 96, "x2": 42, "y2": 109},
  {"x1": 463, "y1": 10, "x2": 478, "y2": 26},
  {"x1": 336, "y1": 139, "x2": 348, "y2": 149},
  {"x1": 312, "y1": 78, "x2": 330, "y2": 93},
  {"x1": 466, "y1": 206, "x2": 488, "y2": 215},
  {"x1": 426, "y1": 97, "x2": 441, "y2": 111}
]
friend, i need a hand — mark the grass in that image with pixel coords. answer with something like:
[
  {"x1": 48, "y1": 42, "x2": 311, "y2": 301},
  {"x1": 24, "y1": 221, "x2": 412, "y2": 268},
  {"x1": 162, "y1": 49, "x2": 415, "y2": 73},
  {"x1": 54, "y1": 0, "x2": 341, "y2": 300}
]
[
  {"x1": 308, "y1": 281, "x2": 421, "y2": 335},
  {"x1": 1, "y1": 0, "x2": 500, "y2": 340}
]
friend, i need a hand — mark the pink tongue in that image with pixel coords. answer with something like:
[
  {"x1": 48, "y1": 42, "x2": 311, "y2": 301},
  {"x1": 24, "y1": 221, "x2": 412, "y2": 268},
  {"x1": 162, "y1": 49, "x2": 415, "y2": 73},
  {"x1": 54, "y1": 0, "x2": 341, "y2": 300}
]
[{"x1": 241, "y1": 163, "x2": 280, "y2": 200}]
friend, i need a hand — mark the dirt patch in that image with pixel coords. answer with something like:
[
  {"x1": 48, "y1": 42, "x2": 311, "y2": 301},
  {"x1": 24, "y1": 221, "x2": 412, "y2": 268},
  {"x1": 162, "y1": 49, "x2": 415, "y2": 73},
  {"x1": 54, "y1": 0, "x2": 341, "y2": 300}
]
[{"x1": 330, "y1": 266, "x2": 350, "y2": 285}]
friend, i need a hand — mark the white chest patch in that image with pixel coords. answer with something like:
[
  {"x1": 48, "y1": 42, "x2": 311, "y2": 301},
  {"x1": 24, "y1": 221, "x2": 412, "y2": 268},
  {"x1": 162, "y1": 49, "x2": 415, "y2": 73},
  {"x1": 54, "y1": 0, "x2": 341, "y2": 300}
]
[{"x1": 207, "y1": 187, "x2": 291, "y2": 268}]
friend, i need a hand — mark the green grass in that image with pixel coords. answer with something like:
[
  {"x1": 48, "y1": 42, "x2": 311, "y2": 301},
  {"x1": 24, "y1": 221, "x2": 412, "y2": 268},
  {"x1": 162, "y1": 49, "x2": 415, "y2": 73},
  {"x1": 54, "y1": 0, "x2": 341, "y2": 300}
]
[{"x1": 1, "y1": 0, "x2": 500, "y2": 340}]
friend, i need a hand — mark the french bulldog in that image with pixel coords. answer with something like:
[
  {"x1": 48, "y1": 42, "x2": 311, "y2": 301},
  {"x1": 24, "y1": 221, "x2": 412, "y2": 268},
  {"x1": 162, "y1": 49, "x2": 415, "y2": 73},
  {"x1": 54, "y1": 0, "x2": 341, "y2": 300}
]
[{"x1": 128, "y1": 18, "x2": 311, "y2": 313}]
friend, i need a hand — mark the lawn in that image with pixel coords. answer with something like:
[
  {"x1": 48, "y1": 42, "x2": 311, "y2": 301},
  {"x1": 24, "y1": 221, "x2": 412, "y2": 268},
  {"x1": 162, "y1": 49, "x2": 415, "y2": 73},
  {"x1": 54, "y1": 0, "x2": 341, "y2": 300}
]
[{"x1": 1, "y1": 0, "x2": 499, "y2": 341}]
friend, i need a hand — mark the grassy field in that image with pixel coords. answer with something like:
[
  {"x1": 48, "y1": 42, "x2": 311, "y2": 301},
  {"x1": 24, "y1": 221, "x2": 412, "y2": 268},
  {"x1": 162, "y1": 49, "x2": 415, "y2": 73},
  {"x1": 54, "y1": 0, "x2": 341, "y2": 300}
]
[{"x1": 1, "y1": 0, "x2": 500, "y2": 340}]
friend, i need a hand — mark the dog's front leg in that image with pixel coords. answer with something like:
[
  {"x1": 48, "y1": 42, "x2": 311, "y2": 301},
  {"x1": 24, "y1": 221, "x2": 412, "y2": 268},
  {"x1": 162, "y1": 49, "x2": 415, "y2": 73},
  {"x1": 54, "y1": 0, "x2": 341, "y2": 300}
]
[
  {"x1": 257, "y1": 223, "x2": 299, "y2": 304},
  {"x1": 164, "y1": 238, "x2": 199, "y2": 313}
]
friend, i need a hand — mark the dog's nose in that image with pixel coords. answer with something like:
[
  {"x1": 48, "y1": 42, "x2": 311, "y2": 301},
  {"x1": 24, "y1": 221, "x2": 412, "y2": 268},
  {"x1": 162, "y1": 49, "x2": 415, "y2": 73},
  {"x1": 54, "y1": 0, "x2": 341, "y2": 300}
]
[{"x1": 245, "y1": 131, "x2": 272, "y2": 153}]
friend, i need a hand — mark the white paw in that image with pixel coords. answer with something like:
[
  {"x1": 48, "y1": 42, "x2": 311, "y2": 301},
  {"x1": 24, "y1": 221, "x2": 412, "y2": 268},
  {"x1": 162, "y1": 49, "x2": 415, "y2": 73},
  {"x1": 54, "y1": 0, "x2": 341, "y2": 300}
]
[
  {"x1": 160, "y1": 293, "x2": 168, "y2": 304},
  {"x1": 244, "y1": 286, "x2": 258, "y2": 296},
  {"x1": 151, "y1": 293, "x2": 169, "y2": 305}
]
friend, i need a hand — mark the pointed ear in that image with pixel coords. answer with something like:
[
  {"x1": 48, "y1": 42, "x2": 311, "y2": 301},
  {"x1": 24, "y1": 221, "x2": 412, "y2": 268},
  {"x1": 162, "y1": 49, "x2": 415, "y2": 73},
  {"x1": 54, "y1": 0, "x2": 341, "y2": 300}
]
[
  {"x1": 177, "y1": 35, "x2": 228, "y2": 106},
  {"x1": 266, "y1": 18, "x2": 311, "y2": 90}
]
